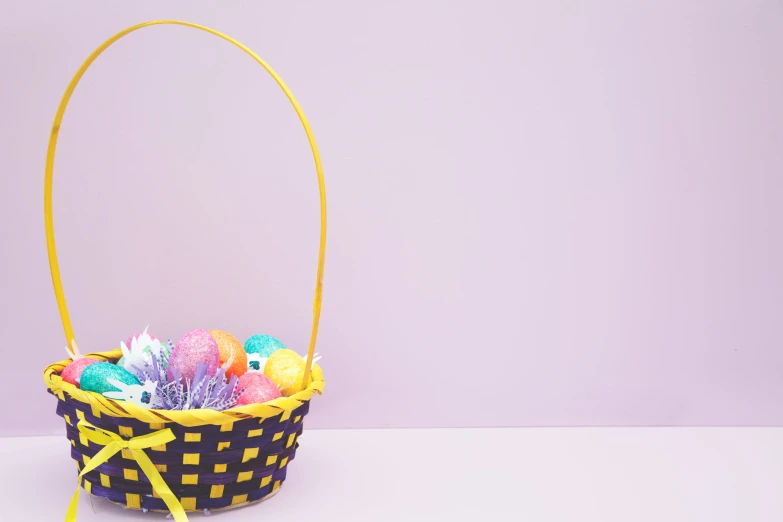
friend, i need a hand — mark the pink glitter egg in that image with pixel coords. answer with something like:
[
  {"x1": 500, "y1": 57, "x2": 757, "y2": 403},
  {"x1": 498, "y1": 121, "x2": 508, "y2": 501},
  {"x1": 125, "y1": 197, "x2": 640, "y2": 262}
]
[
  {"x1": 236, "y1": 372, "x2": 282, "y2": 405},
  {"x1": 126, "y1": 331, "x2": 158, "y2": 348},
  {"x1": 167, "y1": 329, "x2": 220, "y2": 383},
  {"x1": 61, "y1": 358, "x2": 101, "y2": 388}
]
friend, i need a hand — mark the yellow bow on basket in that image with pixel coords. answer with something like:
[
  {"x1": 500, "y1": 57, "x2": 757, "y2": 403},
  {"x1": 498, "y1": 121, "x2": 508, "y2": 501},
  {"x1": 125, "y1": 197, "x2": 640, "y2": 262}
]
[{"x1": 66, "y1": 421, "x2": 186, "y2": 522}]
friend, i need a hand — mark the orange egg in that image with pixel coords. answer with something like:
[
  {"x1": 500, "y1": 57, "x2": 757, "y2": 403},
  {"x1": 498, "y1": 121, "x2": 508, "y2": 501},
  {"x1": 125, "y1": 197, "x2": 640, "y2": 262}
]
[{"x1": 209, "y1": 330, "x2": 247, "y2": 378}]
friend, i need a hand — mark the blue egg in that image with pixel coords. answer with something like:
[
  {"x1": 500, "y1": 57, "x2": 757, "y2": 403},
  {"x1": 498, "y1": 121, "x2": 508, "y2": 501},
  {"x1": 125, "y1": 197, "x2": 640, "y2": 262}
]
[
  {"x1": 79, "y1": 362, "x2": 140, "y2": 395},
  {"x1": 244, "y1": 334, "x2": 285, "y2": 359}
]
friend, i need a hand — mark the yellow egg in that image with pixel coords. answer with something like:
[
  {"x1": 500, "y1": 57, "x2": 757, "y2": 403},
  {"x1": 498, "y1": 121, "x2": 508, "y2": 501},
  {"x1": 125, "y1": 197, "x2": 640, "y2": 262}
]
[{"x1": 263, "y1": 349, "x2": 306, "y2": 396}]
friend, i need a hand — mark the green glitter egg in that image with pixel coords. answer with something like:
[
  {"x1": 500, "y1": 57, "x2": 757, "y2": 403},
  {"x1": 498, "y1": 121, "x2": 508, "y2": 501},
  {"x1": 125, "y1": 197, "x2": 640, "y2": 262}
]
[
  {"x1": 244, "y1": 334, "x2": 285, "y2": 359},
  {"x1": 79, "y1": 362, "x2": 140, "y2": 395}
]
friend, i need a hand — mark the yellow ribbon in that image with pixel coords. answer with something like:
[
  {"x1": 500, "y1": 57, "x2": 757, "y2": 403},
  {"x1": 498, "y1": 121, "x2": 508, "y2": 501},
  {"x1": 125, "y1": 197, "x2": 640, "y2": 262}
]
[{"x1": 66, "y1": 421, "x2": 187, "y2": 522}]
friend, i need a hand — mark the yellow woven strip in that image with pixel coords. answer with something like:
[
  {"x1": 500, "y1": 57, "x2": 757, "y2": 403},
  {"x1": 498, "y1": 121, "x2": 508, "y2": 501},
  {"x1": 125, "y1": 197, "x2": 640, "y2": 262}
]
[
  {"x1": 279, "y1": 457, "x2": 289, "y2": 469},
  {"x1": 119, "y1": 426, "x2": 133, "y2": 437},
  {"x1": 242, "y1": 448, "x2": 259, "y2": 463},
  {"x1": 183, "y1": 453, "x2": 200, "y2": 465},
  {"x1": 279, "y1": 410, "x2": 292, "y2": 422},
  {"x1": 64, "y1": 414, "x2": 71, "y2": 425},
  {"x1": 260, "y1": 476, "x2": 271, "y2": 487},
  {"x1": 181, "y1": 498, "x2": 196, "y2": 511},
  {"x1": 149, "y1": 422, "x2": 165, "y2": 430},
  {"x1": 83, "y1": 480, "x2": 92, "y2": 494},
  {"x1": 121, "y1": 448, "x2": 134, "y2": 460},
  {"x1": 82, "y1": 455, "x2": 90, "y2": 465},
  {"x1": 44, "y1": 356, "x2": 324, "y2": 426},
  {"x1": 43, "y1": 20, "x2": 326, "y2": 395},
  {"x1": 124, "y1": 469, "x2": 138, "y2": 481},
  {"x1": 184, "y1": 433, "x2": 201, "y2": 442},
  {"x1": 100, "y1": 474, "x2": 110, "y2": 488},
  {"x1": 214, "y1": 464, "x2": 227, "y2": 473},
  {"x1": 272, "y1": 432, "x2": 284, "y2": 441},
  {"x1": 210, "y1": 485, "x2": 224, "y2": 498},
  {"x1": 152, "y1": 488, "x2": 161, "y2": 499},
  {"x1": 294, "y1": 416, "x2": 301, "y2": 423},
  {"x1": 287, "y1": 434, "x2": 296, "y2": 448},
  {"x1": 273, "y1": 480, "x2": 281, "y2": 491},
  {"x1": 248, "y1": 429, "x2": 263, "y2": 438},
  {"x1": 237, "y1": 471, "x2": 253, "y2": 483},
  {"x1": 182, "y1": 474, "x2": 198, "y2": 485},
  {"x1": 126, "y1": 493, "x2": 141, "y2": 509},
  {"x1": 217, "y1": 441, "x2": 230, "y2": 451},
  {"x1": 151, "y1": 443, "x2": 166, "y2": 452},
  {"x1": 265, "y1": 455, "x2": 277, "y2": 466},
  {"x1": 231, "y1": 494, "x2": 248, "y2": 506},
  {"x1": 155, "y1": 464, "x2": 167, "y2": 473},
  {"x1": 79, "y1": 433, "x2": 88, "y2": 446}
]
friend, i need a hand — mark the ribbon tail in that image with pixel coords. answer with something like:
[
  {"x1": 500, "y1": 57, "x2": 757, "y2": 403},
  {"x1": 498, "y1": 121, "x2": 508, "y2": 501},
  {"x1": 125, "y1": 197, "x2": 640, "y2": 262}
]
[
  {"x1": 133, "y1": 449, "x2": 188, "y2": 522},
  {"x1": 64, "y1": 486, "x2": 81, "y2": 522},
  {"x1": 65, "y1": 442, "x2": 121, "y2": 522}
]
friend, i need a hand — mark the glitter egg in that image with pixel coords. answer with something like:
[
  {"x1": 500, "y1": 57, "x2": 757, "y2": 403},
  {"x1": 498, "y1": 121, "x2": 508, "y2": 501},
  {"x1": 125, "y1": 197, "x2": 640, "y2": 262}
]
[
  {"x1": 244, "y1": 334, "x2": 285, "y2": 359},
  {"x1": 79, "y1": 362, "x2": 140, "y2": 395},
  {"x1": 209, "y1": 330, "x2": 247, "y2": 379},
  {"x1": 263, "y1": 349, "x2": 306, "y2": 396},
  {"x1": 167, "y1": 329, "x2": 220, "y2": 383},
  {"x1": 61, "y1": 358, "x2": 101, "y2": 388},
  {"x1": 235, "y1": 372, "x2": 282, "y2": 405}
]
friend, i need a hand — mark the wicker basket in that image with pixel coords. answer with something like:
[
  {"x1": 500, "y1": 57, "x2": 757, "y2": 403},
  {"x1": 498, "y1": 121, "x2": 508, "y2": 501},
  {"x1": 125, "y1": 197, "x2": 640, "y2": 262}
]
[{"x1": 42, "y1": 21, "x2": 326, "y2": 522}]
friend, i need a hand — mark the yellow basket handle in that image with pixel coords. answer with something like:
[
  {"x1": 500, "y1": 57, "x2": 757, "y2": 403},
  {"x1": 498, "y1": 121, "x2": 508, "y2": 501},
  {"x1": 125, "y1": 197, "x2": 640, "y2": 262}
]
[{"x1": 44, "y1": 20, "x2": 326, "y2": 388}]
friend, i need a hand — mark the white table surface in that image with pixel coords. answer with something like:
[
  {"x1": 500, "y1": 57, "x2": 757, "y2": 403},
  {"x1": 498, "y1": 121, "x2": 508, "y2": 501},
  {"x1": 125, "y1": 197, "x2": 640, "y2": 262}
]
[{"x1": 1, "y1": 428, "x2": 781, "y2": 521}]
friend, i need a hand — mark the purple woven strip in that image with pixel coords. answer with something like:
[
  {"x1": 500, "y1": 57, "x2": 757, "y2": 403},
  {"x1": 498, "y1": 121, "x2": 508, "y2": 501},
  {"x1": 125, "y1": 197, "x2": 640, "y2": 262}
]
[
  {"x1": 68, "y1": 438, "x2": 298, "y2": 468},
  {"x1": 70, "y1": 445, "x2": 298, "y2": 485},
  {"x1": 81, "y1": 467, "x2": 287, "y2": 511},
  {"x1": 63, "y1": 421, "x2": 302, "y2": 454},
  {"x1": 80, "y1": 467, "x2": 288, "y2": 497}
]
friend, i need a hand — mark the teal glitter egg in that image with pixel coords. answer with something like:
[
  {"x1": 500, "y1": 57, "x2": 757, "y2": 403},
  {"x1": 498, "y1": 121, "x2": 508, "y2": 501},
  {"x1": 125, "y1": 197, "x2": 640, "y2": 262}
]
[
  {"x1": 244, "y1": 334, "x2": 285, "y2": 359},
  {"x1": 79, "y1": 362, "x2": 140, "y2": 395}
]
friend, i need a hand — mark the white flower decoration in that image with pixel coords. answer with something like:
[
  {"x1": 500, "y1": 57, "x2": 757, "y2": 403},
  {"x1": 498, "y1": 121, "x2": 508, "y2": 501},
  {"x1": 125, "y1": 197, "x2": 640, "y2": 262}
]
[{"x1": 118, "y1": 326, "x2": 164, "y2": 372}]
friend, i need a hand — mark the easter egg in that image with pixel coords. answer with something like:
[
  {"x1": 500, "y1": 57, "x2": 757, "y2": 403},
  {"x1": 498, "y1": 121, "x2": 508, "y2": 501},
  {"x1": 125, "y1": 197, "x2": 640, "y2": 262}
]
[
  {"x1": 80, "y1": 362, "x2": 140, "y2": 395},
  {"x1": 235, "y1": 372, "x2": 281, "y2": 405},
  {"x1": 263, "y1": 349, "x2": 306, "y2": 396},
  {"x1": 244, "y1": 334, "x2": 285, "y2": 359},
  {"x1": 209, "y1": 330, "x2": 247, "y2": 378},
  {"x1": 61, "y1": 358, "x2": 101, "y2": 388},
  {"x1": 167, "y1": 329, "x2": 220, "y2": 383}
]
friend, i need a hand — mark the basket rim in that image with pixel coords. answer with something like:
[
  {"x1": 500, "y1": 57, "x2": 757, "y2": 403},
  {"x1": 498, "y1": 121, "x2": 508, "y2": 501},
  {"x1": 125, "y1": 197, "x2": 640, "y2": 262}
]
[{"x1": 45, "y1": 349, "x2": 324, "y2": 427}]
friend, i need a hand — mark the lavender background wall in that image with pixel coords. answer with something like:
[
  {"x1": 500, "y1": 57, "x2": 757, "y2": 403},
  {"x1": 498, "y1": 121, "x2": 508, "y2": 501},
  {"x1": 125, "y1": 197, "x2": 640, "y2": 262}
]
[{"x1": 1, "y1": 1, "x2": 781, "y2": 436}]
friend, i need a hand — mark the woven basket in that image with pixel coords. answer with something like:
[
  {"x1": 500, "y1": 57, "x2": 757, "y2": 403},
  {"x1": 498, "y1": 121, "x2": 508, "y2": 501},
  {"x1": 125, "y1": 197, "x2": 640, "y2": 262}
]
[{"x1": 42, "y1": 21, "x2": 326, "y2": 522}]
